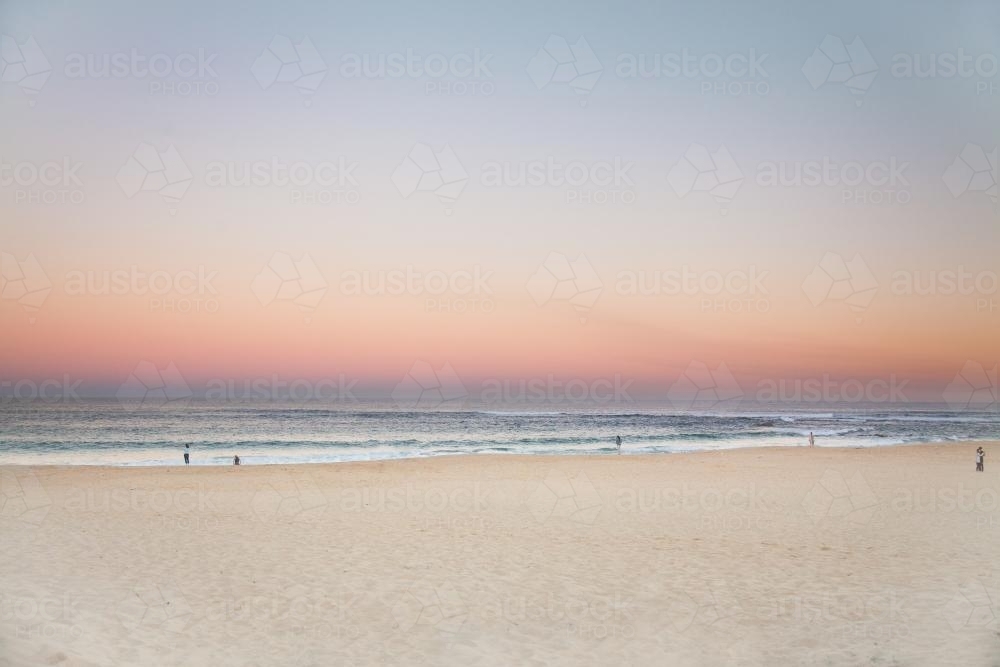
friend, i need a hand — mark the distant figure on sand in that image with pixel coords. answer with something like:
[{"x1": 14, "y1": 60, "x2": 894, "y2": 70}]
[
  {"x1": 183, "y1": 444, "x2": 190, "y2": 465},
  {"x1": 616, "y1": 435, "x2": 622, "y2": 454},
  {"x1": 976, "y1": 447, "x2": 984, "y2": 472},
  {"x1": 233, "y1": 454, "x2": 241, "y2": 466},
  {"x1": 808, "y1": 432, "x2": 815, "y2": 447}
]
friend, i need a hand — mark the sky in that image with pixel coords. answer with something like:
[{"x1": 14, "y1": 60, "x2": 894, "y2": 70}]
[{"x1": 1, "y1": 0, "x2": 997, "y2": 407}]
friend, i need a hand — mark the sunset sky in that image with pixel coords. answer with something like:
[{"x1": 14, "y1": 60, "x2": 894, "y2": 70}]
[{"x1": 2, "y1": 0, "x2": 997, "y2": 404}]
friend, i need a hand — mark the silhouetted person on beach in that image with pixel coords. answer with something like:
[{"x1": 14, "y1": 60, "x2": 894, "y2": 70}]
[
  {"x1": 233, "y1": 454, "x2": 241, "y2": 466},
  {"x1": 616, "y1": 435, "x2": 622, "y2": 454},
  {"x1": 808, "y1": 432, "x2": 815, "y2": 447},
  {"x1": 184, "y1": 444, "x2": 190, "y2": 465},
  {"x1": 976, "y1": 447, "x2": 984, "y2": 472}
]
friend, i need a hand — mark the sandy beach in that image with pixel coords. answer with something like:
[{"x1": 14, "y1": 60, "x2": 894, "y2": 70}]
[{"x1": 2, "y1": 443, "x2": 998, "y2": 666}]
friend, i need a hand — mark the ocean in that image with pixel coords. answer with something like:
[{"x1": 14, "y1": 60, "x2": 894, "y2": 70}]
[{"x1": 1, "y1": 402, "x2": 997, "y2": 466}]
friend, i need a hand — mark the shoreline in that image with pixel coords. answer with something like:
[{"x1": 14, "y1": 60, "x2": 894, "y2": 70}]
[{"x1": 1, "y1": 438, "x2": 996, "y2": 469}]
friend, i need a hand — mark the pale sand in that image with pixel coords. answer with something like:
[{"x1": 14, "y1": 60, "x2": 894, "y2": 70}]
[{"x1": 2, "y1": 443, "x2": 999, "y2": 666}]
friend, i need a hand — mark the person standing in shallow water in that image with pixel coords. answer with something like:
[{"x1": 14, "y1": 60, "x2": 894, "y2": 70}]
[
  {"x1": 183, "y1": 444, "x2": 190, "y2": 465},
  {"x1": 808, "y1": 432, "x2": 815, "y2": 447},
  {"x1": 616, "y1": 435, "x2": 622, "y2": 454}
]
